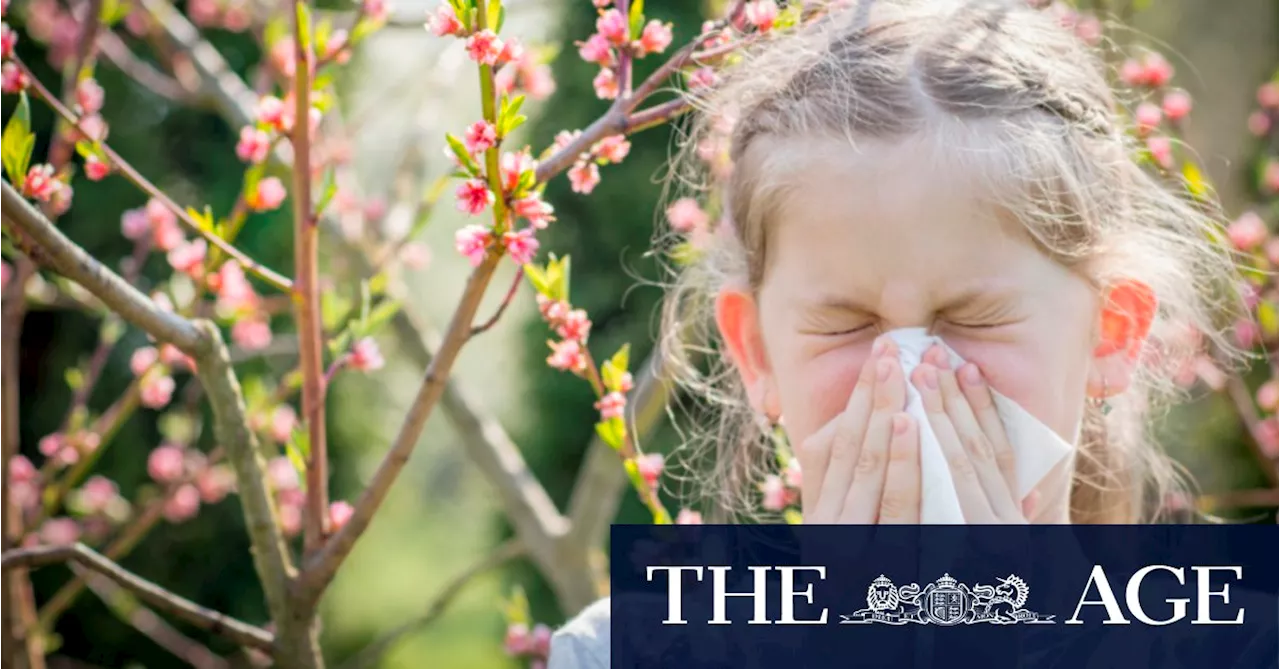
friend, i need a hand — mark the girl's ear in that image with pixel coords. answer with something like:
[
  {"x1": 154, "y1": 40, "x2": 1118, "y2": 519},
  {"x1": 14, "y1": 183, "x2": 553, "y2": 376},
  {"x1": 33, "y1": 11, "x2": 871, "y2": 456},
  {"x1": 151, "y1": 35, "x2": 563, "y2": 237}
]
[
  {"x1": 715, "y1": 284, "x2": 782, "y2": 420},
  {"x1": 1088, "y1": 279, "x2": 1158, "y2": 398}
]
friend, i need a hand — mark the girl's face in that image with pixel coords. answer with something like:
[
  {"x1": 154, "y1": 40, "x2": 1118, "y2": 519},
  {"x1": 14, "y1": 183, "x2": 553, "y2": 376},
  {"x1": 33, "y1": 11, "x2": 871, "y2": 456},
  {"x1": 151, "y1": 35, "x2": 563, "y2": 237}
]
[{"x1": 724, "y1": 136, "x2": 1104, "y2": 450}]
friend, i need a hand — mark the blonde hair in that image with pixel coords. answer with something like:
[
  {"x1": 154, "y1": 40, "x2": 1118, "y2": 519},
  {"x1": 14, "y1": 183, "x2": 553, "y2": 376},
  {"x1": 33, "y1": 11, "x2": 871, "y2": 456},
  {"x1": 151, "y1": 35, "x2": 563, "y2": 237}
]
[{"x1": 657, "y1": 0, "x2": 1248, "y2": 524}]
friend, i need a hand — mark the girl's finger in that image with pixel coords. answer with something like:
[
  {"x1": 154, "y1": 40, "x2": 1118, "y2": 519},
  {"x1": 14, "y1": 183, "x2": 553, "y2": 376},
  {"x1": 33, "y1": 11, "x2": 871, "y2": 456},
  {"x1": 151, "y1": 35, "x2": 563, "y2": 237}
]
[
  {"x1": 807, "y1": 344, "x2": 882, "y2": 522},
  {"x1": 797, "y1": 419, "x2": 839, "y2": 517},
  {"x1": 839, "y1": 355, "x2": 904, "y2": 523},
  {"x1": 957, "y1": 362, "x2": 1018, "y2": 497},
  {"x1": 928, "y1": 348, "x2": 1021, "y2": 522},
  {"x1": 877, "y1": 413, "x2": 920, "y2": 524},
  {"x1": 911, "y1": 362, "x2": 997, "y2": 523}
]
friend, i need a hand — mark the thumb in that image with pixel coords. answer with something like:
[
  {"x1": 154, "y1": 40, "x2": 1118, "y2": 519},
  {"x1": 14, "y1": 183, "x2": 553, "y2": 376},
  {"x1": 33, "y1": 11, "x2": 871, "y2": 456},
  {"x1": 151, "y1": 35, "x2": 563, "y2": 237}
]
[{"x1": 1021, "y1": 489, "x2": 1041, "y2": 521}]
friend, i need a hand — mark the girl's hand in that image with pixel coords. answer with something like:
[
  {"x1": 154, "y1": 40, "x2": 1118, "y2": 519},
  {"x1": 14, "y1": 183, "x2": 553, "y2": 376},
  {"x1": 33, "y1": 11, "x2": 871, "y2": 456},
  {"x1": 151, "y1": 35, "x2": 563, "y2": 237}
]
[
  {"x1": 798, "y1": 337, "x2": 921, "y2": 524},
  {"x1": 910, "y1": 344, "x2": 1039, "y2": 524}
]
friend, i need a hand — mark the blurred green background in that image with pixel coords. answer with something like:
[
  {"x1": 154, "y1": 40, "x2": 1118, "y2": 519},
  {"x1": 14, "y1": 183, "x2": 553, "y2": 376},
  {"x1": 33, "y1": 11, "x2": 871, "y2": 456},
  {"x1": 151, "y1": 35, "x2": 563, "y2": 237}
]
[{"x1": 4, "y1": 0, "x2": 1277, "y2": 667}]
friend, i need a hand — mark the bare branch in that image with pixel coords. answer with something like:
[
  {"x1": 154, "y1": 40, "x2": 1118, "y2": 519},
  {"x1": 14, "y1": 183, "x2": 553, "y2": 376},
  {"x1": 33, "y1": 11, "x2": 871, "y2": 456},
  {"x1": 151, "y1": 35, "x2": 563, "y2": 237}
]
[
  {"x1": 2, "y1": 544, "x2": 274, "y2": 651},
  {"x1": 337, "y1": 540, "x2": 525, "y2": 669},
  {"x1": 98, "y1": 31, "x2": 197, "y2": 103},
  {"x1": 470, "y1": 270, "x2": 525, "y2": 337},
  {"x1": 1, "y1": 181, "x2": 205, "y2": 352}
]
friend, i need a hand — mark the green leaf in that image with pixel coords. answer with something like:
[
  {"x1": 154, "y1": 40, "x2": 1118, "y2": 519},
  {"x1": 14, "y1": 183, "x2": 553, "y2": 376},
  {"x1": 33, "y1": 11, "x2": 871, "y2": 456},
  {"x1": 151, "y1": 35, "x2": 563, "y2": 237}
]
[
  {"x1": 502, "y1": 586, "x2": 530, "y2": 626},
  {"x1": 504, "y1": 114, "x2": 527, "y2": 136},
  {"x1": 285, "y1": 435, "x2": 309, "y2": 482},
  {"x1": 774, "y1": 4, "x2": 802, "y2": 30},
  {"x1": 314, "y1": 18, "x2": 333, "y2": 58},
  {"x1": 328, "y1": 329, "x2": 353, "y2": 358},
  {"x1": 609, "y1": 342, "x2": 630, "y2": 376},
  {"x1": 368, "y1": 271, "x2": 389, "y2": 296},
  {"x1": 444, "y1": 133, "x2": 481, "y2": 176},
  {"x1": 523, "y1": 263, "x2": 551, "y2": 297},
  {"x1": 601, "y1": 343, "x2": 630, "y2": 393},
  {"x1": 185, "y1": 206, "x2": 216, "y2": 233},
  {"x1": 628, "y1": 0, "x2": 644, "y2": 38},
  {"x1": 2, "y1": 93, "x2": 34, "y2": 188},
  {"x1": 595, "y1": 417, "x2": 626, "y2": 450},
  {"x1": 242, "y1": 163, "x2": 265, "y2": 204},
  {"x1": 362, "y1": 300, "x2": 401, "y2": 336},
  {"x1": 1181, "y1": 161, "x2": 1210, "y2": 200},
  {"x1": 544, "y1": 254, "x2": 571, "y2": 302},
  {"x1": 1258, "y1": 301, "x2": 1278, "y2": 337},
  {"x1": 321, "y1": 290, "x2": 353, "y2": 331},
  {"x1": 486, "y1": 0, "x2": 501, "y2": 30},
  {"x1": 783, "y1": 508, "x2": 804, "y2": 524},
  {"x1": 264, "y1": 15, "x2": 290, "y2": 48},
  {"x1": 316, "y1": 168, "x2": 338, "y2": 215},
  {"x1": 65, "y1": 367, "x2": 85, "y2": 391},
  {"x1": 295, "y1": 2, "x2": 313, "y2": 53}
]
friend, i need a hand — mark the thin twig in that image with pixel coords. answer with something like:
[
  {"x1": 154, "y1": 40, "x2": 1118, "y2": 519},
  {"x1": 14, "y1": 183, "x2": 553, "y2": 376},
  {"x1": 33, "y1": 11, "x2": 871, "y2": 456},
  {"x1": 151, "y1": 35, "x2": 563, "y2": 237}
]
[
  {"x1": 1, "y1": 181, "x2": 205, "y2": 351},
  {"x1": 337, "y1": 539, "x2": 525, "y2": 669},
  {"x1": 470, "y1": 269, "x2": 524, "y2": 337},
  {"x1": 76, "y1": 564, "x2": 230, "y2": 669},
  {"x1": 97, "y1": 30, "x2": 196, "y2": 102},
  {"x1": 3, "y1": 544, "x2": 274, "y2": 651}
]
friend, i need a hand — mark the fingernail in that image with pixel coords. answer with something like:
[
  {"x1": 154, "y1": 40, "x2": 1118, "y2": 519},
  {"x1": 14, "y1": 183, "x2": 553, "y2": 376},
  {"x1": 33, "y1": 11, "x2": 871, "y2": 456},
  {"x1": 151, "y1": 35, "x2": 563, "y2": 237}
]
[
  {"x1": 960, "y1": 364, "x2": 982, "y2": 387},
  {"x1": 917, "y1": 365, "x2": 938, "y2": 390},
  {"x1": 877, "y1": 358, "x2": 893, "y2": 382},
  {"x1": 892, "y1": 413, "x2": 910, "y2": 435},
  {"x1": 927, "y1": 345, "x2": 948, "y2": 366},
  {"x1": 872, "y1": 337, "x2": 886, "y2": 356}
]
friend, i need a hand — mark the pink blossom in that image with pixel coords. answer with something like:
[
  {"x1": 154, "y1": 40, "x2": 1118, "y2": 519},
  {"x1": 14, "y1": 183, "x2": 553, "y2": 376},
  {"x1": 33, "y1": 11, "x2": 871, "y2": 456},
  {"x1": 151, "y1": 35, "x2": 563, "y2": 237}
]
[
  {"x1": 512, "y1": 196, "x2": 555, "y2": 229},
  {"x1": 552, "y1": 129, "x2": 582, "y2": 153},
  {"x1": 152, "y1": 217, "x2": 184, "y2": 252},
  {"x1": 236, "y1": 126, "x2": 271, "y2": 163},
  {"x1": 594, "y1": 391, "x2": 626, "y2": 420},
  {"x1": 455, "y1": 178, "x2": 494, "y2": 215},
  {"x1": 39, "y1": 518, "x2": 80, "y2": 545},
  {"x1": 455, "y1": 224, "x2": 492, "y2": 266},
  {"x1": 49, "y1": 181, "x2": 73, "y2": 216},
  {"x1": 465, "y1": 30, "x2": 504, "y2": 65},
  {"x1": 75, "y1": 113, "x2": 108, "y2": 143},
  {"x1": 616, "y1": 371, "x2": 634, "y2": 393},
  {"x1": 279, "y1": 501, "x2": 302, "y2": 537},
  {"x1": 140, "y1": 371, "x2": 176, "y2": 409},
  {"x1": 130, "y1": 346, "x2": 160, "y2": 376},
  {"x1": 1267, "y1": 238, "x2": 1280, "y2": 266},
  {"x1": 1259, "y1": 82, "x2": 1279, "y2": 111},
  {"x1": 676, "y1": 508, "x2": 703, "y2": 525},
  {"x1": 159, "y1": 343, "x2": 192, "y2": 370},
  {"x1": 349, "y1": 337, "x2": 385, "y2": 372},
  {"x1": 163, "y1": 484, "x2": 200, "y2": 523},
  {"x1": 1, "y1": 261, "x2": 10, "y2": 292},
  {"x1": 591, "y1": 67, "x2": 618, "y2": 100},
  {"x1": 146, "y1": 197, "x2": 176, "y2": 229},
  {"x1": 501, "y1": 228, "x2": 539, "y2": 265},
  {"x1": 568, "y1": 161, "x2": 600, "y2": 194},
  {"x1": 593, "y1": 135, "x2": 630, "y2": 164},
  {"x1": 22, "y1": 164, "x2": 60, "y2": 202},
  {"x1": 497, "y1": 38, "x2": 524, "y2": 67},
  {"x1": 1, "y1": 23, "x2": 16, "y2": 60},
  {"x1": 257, "y1": 95, "x2": 287, "y2": 131},
  {"x1": 1141, "y1": 52, "x2": 1174, "y2": 88},
  {"x1": 638, "y1": 20, "x2": 672, "y2": 55},
  {"x1": 248, "y1": 176, "x2": 287, "y2": 211},
  {"x1": 167, "y1": 239, "x2": 208, "y2": 277},
  {"x1": 592, "y1": 0, "x2": 610, "y2": 7},
  {"x1": 1073, "y1": 13, "x2": 1101, "y2": 45},
  {"x1": 522, "y1": 63, "x2": 556, "y2": 100},
  {"x1": 75, "y1": 77, "x2": 104, "y2": 115},
  {"x1": 1145, "y1": 136, "x2": 1173, "y2": 169},
  {"x1": 494, "y1": 65, "x2": 517, "y2": 95},
  {"x1": 596, "y1": 9, "x2": 628, "y2": 44},
  {"x1": 196, "y1": 465, "x2": 235, "y2": 503},
  {"x1": 1264, "y1": 162, "x2": 1279, "y2": 195},
  {"x1": 324, "y1": 29, "x2": 350, "y2": 64},
  {"x1": 546, "y1": 338, "x2": 587, "y2": 373},
  {"x1": 222, "y1": 3, "x2": 250, "y2": 31},
  {"x1": 187, "y1": 0, "x2": 218, "y2": 26},
  {"x1": 399, "y1": 241, "x2": 432, "y2": 270},
  {"x1": 1227, "y1": 212, "x2": 1268, "y2": 250},
  {"x1": 77, "y1": 476, "x2": 120, "y2": 514},
  {"x1": 425, "y1": 4, "x2": 462, "y2": 36},
  {"x1": 269, "y1": 38, "x2": 296, "y2": 78},
  {"x1": 1161, "y1": 90, "x2": 1192, "y2": 122},
  {"x1": 500, "y1": 150, "x2": 536, "y2": 192},
  {"x1": 760, "y1": 474, "x2": 794, "y2": 511},
  {"x1": 328, "y1": 501, "x2": 354, "y2": 531},
  {"x1": 577, "y1": 33, "x2": 614, "y2": 67},
  {"x1": 687, "y1": 67, "x2": 717, "y2": 90},
  {"x1": 39, "y1": 433, "x2": 64, "y2": 458},
  {"x1": 531, "y1": 624, "x2": 552, "y2": 657},
  {"x1": 362, "y1": 0, "x2": 388, "y2": 23},
  {"x1": 1255, "y1": 418, "x2": 1279, "y2": 458},
  {"x1": 84, "y1": 154, "x2": 110, "y2": 181},
  {"x1": 555, "y1": 308, "x2": 591, "y2": 342},
  {"x1": 464, "y1": 120, "x2": 497, "y2": 154},
  {"x1": 215, "y1": 262, "x2": 257, "y2": 314},
  {"x1": 784, "y1": 458, "x2": 802, "y2": 489},
  {"x1": 232, "y1": 318, "x2": 273, "y2": 351},
  {"x1": 744, "y1": 0, "x2": 779, "y2": 32},
  {"x1": 148, "y1": 444, "x2": 187, "y2": 483},
  {"x1": 1256, "y1": 380, "x2": 1278, "y2": 413},
  {"x1": 665, "y1": 198, "x2": 708, "y2": 234},
  {"x1": 268, "y1": 456, "x2": 300, "y2": 491},
  {"x1": 1119, "y1": 59, "x2": 1144, "y2": 87},
  {"x1": 1233, "y1": 319, "x2": 1261, "y2": 349},
  {"x1": 537, "y1": 294, "x2": 569, "y2": 324},
  {"x1": 505, "y1": 623, "x2": 532, "y2": 656},
  {"x1": 9, "y1": 455, "x2": 35, "y2": 483},
  {"x1": 1, "y1": 61, "x2": 27, "y2": 93},
  {"x1": 271, "y1": 404, "x2": 297, "y2": 443},
  {"x1": 1247, "y1": 111, "x2": 1271, "y2": 137},
  {"x1": 636, "y1": 453, "x2": 664, "y2": 488},
  {"x1": 1134, "y1": 102, "x2": 1162, "y2": 135}
]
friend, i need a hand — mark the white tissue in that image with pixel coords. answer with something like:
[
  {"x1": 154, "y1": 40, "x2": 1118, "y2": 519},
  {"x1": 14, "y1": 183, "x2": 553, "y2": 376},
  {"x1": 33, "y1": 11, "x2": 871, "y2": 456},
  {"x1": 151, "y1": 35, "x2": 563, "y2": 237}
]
[{"x1": 883, "y1": 328, "x2": 1074, "y2": 524}]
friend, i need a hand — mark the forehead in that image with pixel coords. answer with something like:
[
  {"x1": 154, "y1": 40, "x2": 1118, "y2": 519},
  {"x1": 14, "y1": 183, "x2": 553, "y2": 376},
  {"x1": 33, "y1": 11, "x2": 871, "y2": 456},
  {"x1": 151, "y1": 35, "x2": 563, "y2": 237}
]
[{"x1": 756, "y1": 133, "x2": 1045, "y2": 294}]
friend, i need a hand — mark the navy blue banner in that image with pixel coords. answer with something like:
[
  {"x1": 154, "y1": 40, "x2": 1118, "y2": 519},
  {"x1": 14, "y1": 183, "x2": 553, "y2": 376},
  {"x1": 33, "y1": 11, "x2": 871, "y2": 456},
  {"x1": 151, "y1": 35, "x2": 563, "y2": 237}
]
[{"x1": 610, "y1": 525, "x2": 1278, "y2": 668}]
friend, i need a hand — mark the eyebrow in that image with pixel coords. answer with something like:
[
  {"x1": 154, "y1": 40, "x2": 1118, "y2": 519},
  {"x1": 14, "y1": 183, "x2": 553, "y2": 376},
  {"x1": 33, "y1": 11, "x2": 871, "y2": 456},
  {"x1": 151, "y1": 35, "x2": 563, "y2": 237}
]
[{"x1": 800, "y1": 283, "x2": 1025, "y2": 314}]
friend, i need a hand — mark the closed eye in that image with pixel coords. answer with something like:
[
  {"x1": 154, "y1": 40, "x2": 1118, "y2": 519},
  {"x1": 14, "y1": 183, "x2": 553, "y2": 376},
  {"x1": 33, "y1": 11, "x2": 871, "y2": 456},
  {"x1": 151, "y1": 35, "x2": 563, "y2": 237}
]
[{"x1": 806, "y1": 323, "x2": 876, "y2": 337}]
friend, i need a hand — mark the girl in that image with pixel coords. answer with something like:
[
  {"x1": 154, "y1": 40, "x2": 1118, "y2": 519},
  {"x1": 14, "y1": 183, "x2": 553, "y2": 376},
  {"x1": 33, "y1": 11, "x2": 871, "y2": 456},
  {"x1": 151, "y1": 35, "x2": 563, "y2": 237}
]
[{"x1": 550, "y1": 0, "x2": 1245, "y2": 664}]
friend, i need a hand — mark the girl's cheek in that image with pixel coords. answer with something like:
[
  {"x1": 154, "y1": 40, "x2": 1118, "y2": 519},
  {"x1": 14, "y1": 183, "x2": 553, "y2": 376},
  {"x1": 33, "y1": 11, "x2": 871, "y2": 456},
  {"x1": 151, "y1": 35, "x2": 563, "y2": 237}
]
[{"x1": 779, "y1": 342, "x2": 868, "y2": 438}]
